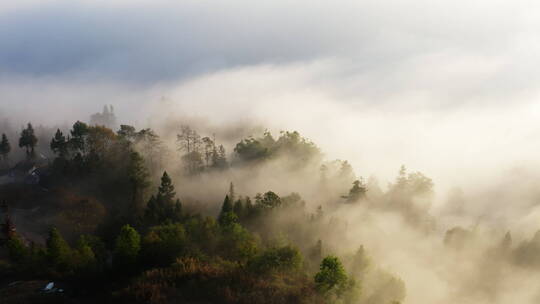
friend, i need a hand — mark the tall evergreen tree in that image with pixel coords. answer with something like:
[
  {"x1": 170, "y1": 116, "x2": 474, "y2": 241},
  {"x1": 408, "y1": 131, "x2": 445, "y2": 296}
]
[
  {"x1": 0, "y1": 133, "x2": 10, "y2": 165},
  {"x1": 145, "y1": 171, "x2": 182, "y2": 224},
  {"x1": 158, "y1": 171, "x2": 176, "y2": 203},
  {"x1": 18, "y1": 123, "x2": 38, "y2": 158},
  {"x1": 218, "y1": 195, "x2": 236, "y2": 226},
  {"x1": 50, "y1": 129, "x2": 68, "y2": 158}
]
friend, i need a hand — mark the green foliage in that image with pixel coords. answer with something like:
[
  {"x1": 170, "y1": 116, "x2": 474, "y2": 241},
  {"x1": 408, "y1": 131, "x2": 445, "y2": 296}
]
[
  {"x1": 117, "y1": 124, "x2": 137, "y2": 142},
  {"x1": 3, "y1": 120, "x2": 415, "y2": 303},
  {"x1": 76, "y1": 234, "x2": 107, "y2": 264},
  {"x1": 249, "y1": 245, "x2": 303, "y2": 273},
  {"x1": 183, "y1": 216, "x2": 219, "y2": 254},
  {"x1": 46, "y1": 227, "x2": 72, "y2": 270},
  {"x1": 220, "y1": 221, "x2": 258, "y2": 262},
  {"x1": 145, "y1": 171, "x2": 182, "y2": 224},
  {"x1": 72, "y1": 241, "x2": 98, "y2": 276},
  {"x1": 114, "y1": 224, "x2": 141, "y2": 271},
  {"x1": 256, "y1": 191, "x2": 281, "y2": 209},
  {"x1": 234, "y1": 130, "x2": 321, "y2": 167},
  {"x1": 7, "y1": 235, "x2": 28, "y2": 263},
  {"x1": 234, "y1": 137, "x2": 272, "y2": 161},
  {"x1": 69, "y1": 120, "x2": 89, "y2": 155},
  {"x1": 218, "y1": 195, "x2": 236, "y2": 226},
  {"x1": 315, "y1": 255, "x2": 348, "y2": 294},
  {"x1": 142, "y1": 223, "x2": 186, "y2": 266}
]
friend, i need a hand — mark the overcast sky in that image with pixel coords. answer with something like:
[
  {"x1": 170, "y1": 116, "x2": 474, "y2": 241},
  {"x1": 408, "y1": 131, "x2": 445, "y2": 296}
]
[{"x1": 1, "y1": 0, "x2": 540, "y2": 193}]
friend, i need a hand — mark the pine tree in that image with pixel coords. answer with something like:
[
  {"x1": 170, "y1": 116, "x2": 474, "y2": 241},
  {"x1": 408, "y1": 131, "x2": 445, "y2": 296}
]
[
  {"x1": 145, "y1": 172, "x2": 181, "y2": 224},
  {"x1": 19, "y1": 123, "x2": 38, "y2": 158},
  {"x1": 50, "y1": 129, "x2": 68, "y2": 158},
  {"x1": 158, "y1": 171, "x2": 176, "y2": 203},
  {"x1": 218, "y1": 195, "x2": 236, "y2": 226},
  {"x1": 0, "y1": 134, "x2": 10, "y2": 165}
]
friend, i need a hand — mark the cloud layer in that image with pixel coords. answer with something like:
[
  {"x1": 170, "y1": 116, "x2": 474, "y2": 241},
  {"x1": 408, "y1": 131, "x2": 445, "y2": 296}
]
[{"x1": 2, "y1": 0, "x2": 540, "y2": 188}]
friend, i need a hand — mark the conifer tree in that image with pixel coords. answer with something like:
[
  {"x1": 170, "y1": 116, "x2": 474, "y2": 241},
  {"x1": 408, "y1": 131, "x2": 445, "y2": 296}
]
[
  {"x1": 19, "y1": 123, "x2": 38, "y2": 158},
  {"x1": 158, "y1": 171, "x2": 176, "y2": 203},
  {"x1": 218, "y1": 195, "x2": 236, "y2": 226},
  {"x1": 50, "y1": 129, "x2": 68, "y2": 158},
  {"x1": 145, "y1": 171, "x2": 182, "y2": 224}
]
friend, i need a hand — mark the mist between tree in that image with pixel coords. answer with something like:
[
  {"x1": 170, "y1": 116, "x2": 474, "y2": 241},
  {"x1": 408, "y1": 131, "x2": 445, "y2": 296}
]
[{"x1": 2, "y1": 101, "x2": 540, "y2": 304}]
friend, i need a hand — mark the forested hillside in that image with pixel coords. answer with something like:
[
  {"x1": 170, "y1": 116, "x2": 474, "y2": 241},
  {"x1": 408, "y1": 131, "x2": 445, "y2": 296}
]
[
  {"x1": 1, "y1": 108, "x2": 539, "y2": 304},
  {"x1": 0, "y1": 111, "x2": 415, "y2": 304}
]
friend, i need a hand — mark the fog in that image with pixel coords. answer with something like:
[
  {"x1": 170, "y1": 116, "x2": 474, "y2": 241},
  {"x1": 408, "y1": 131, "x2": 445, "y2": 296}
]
[{"x1": 2, "y1": 1, "x2": 540, "y2": 303}]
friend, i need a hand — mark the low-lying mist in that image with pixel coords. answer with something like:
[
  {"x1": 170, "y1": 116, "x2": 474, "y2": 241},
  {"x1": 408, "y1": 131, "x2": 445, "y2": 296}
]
[{"x1": 3, "y1": 85, "x2": 540, "y2": 303}]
